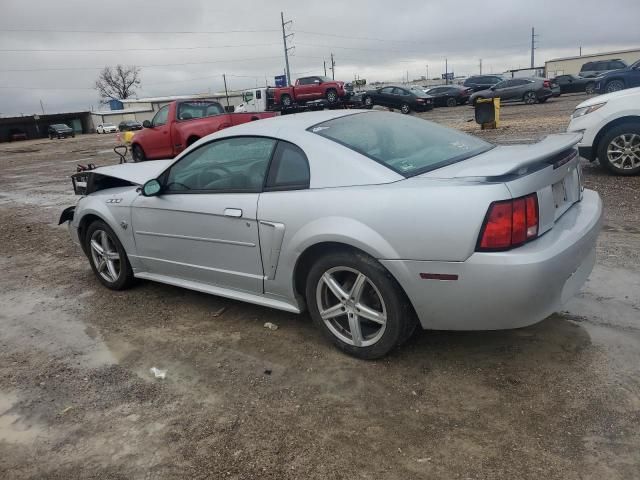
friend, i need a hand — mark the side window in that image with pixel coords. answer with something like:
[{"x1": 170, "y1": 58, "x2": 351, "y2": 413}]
[
  {"x1": 152, "y1": 105, "x2": 169, "y2": 127},
  {"x1": 494, "y1": 80, "x2": 510, "y2": 89},
  {"x1": 256, "y1": 89, "x2": 262, "y2": 99},
  {"x1": 265, "y1": 142, "x2": 310, "y2": 190},
  {"x1": 581, "y1": 62, "x2": 593, "y2": 72},
  {"x1": 610, "y1": 61, "x2": 625, "y2": 69},
  {"x1": 165, "y1": 137, "x2": 276, "y2": 193},
  {"x1": 394, "y1": 88, "x2": 409, "y2": 96},
  {"x1": 298, "y1": 77, "x2": 312, "y2": 85},
  {"x1": 512, "y1": 79, "x2": 528, "y2": 86},
  {"x1": 243, "y1": 91, "x2": 254, "y2": 102},
  {"x1": 380, "y1": 87, "x2": 394, "y2": 94}
]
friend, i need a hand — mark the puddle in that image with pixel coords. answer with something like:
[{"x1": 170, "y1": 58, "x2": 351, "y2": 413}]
[
  {"x1": 0, "y1": 289, "x2": 117, "y2": 368},
  {"x1": 0, "y1": 392, "x2": 44, "y2": 444}
]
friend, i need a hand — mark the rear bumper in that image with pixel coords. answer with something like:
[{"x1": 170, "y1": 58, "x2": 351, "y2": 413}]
[{"x1": 381, "y1": 189, "x2": 603, "y2": 330}]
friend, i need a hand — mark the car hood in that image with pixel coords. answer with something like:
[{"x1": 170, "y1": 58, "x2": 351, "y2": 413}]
[
  {"x1": 91, "y1": 159, "x2": 173, "y2": 185},
  {"x1": 576, "y1": 86, "x2": 640, "y2": 108},
  {"x1": 420, "y1": 133, "x2": 582, "y2": 179}
]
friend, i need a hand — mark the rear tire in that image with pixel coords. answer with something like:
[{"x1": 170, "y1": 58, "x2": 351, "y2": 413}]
[
  {"x1": 131, "y1": 144, "x2": 146, "y2": 162},
  {"x1": 363, "y1": 96, "x2": 374, "y2": 109},
  {"x1": 597, "y1": 122, "x2": 640, "y2": 175},
  {"x1": 400, "y1": 103, "x2": 411, "y2": 114},
  {"x1": 305, "y1": 250, "x2": 416, "y2": 360},
  {"x1": 326, "y1": 89, "x2": 338, "y2": 103},
  {"x1": 446, "y1": 97, "x2": 457, "y2": 107},
  {"x1": 523, "y1": 91, "x2": 537, "y2": 104}
]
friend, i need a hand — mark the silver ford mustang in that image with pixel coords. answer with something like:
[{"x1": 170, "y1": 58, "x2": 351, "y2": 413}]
[{"x1": 60, "y1": 110, "x2": 602, "y2": 359}]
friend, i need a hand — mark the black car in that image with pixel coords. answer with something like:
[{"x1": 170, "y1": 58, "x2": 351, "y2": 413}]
[
  {"x1": 462, "y1": 75, "x2": 504, "y2": 92},
  {"x1": 423, "y1": 85, "x2": 473, "y2": 107},
  {"x1": 362, "y1": 86, "x2": 434, "y2": 114},
  {"x1": 594, "y1": 59, "x2": 640, "y2": 94},
  {"x1": 579, "y1": 59, "x2": 628, "y2": 78},
  {"x1": 118, "y1": 120, "x2": 143, "y2": 132},
  {"x1": 48, "y1": 124, "x2": 75, "y2": 139},
  {"x1": 552, "y1": 74, "x2": 596, "y2": 94}
]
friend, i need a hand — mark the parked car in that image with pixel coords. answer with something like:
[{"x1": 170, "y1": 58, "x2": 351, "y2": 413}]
[
  {"x1": 9, "y1": 129, "x2": 27, "y2": 141},
  {"x1": 272, "y1": 76, "x2": 352, "y2": 107},
  {"x1": 362, "y1": 86, "x2": 434, "y2": 113},
  {"x1": 130, "y1": 99, "x2": 276, "y2": 161},
  {"x1": 593, "y1": 59, "x2": 640, "y2": 94},
  {"x1": 422, "y1": 85, "x2": 472, "y2": 107},
  {"x1": 579, "y1": 59, "x2": 628, "y2": 79},
  {"x1": 552, "y1": 74, "x2": 596, "y2": 94},
  {"x1": 118, "y1": 120, "x2": 143, "y2": 132},
  {"x1": 462, "y1": 75, "x2": 504, "y2": 92},
  {"x1": 96, "y1": 123, "x2": 118, "y2": 134},
  {"x1": 469, "y1": 77, "x2": 553, "y2": 105},
  {"x1": 61, "y1": 110, "x2": 602, "y2": 359},
  {"x1": 48, "y1": 124, "x2": 74, "y2": 139},
  {"x1": 567, "y1": 86, "x2": 640, "y2": 175}
]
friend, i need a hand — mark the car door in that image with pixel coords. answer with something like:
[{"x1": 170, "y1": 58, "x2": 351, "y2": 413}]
[
  {"x1": 131, "y1": 136, "x2": 277, "y2": 293},
  {"x1": 511, "y1": 79, "x2": 533, "y2": 99},
  {"x1": 376, "y1": 87, "x2": 395, "y2": 106},
  {"x1": 428, "y1": 87, "x2": 445, "y2": 106},
  {"x1": 143, "y1": 105, "x2": 172, "y2": 159},
  {"x1": 295, "y1": 77, "x2": 317, "y2": 101},
  {"x1": 627, "y1": 61, "x2": 640, "y2": 88},
  {"x1": 492, "y1": 80, "x2": 514, "y2": 99},
  {"x1": 393, "y1": 88, "x2": 411, "y2": 108}
]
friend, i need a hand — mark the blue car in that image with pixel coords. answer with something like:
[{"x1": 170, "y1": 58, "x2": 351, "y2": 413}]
[{"x1": 595, "y1": 59, "x2": 640, "y2": 94}]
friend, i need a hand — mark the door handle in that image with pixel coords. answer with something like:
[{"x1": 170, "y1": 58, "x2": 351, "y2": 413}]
[{"x1": 224, "y1": 208, "x2": 243, "y2": 218}]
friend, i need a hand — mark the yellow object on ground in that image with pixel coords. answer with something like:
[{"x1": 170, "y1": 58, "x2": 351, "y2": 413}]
[
  {"x1": 475, "y1": 97, "x2": 501, "y2": 130},
  {"x1": 116, "y1": 131, "x2": 136, "y2": 146}
]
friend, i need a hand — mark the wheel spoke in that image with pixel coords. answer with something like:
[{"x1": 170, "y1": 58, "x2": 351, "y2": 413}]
[
  {"x1": 355, "y1": 303, "x2": 386, "y2": 325},
  {"x1": 322, "y1": 273, "x2": 349, "y2": 301},
  {"x1": 90, "y1": 239, "x2": 104, "y2": 255},
  {"x1": 105, "y1": 259, "x2": 118, "y2": 281},
  {"x1": 100, "y1": 231, "x2": 109, "y2": 252},
  {"x1": 104, "y1": 251, "x2": 120, "y2": 260},
  {"x1": 96, "y1": 258, "x2": 107, "y2": 272},
  {"x1": 320, "y1": 303, "x2": 345, "y2": 320},
  {"x1": 350, "y1": 273, "x2": 367, "y2": 302},
  {"x1": 348, "y1": 314, "x2": 363, "y2": 347}
]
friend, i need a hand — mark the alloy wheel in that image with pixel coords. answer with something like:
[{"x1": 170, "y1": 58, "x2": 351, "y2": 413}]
[
  {"x1": 364, "y1": 96, "x2": 372, "y2": 106},
  {"x1": 327, "y1": 91, "x2": 337, "y2": 102},
  {"x1": 524, "y1": 92, "x2": 537, "y2": 104},
  {"x1": 316, "y1": 267, "x2": 387, "y2": 347},
  {"x1": 401, "y1": 103, "x2": 410, "y2": 114},
  {"x1": 607, "y1": 133, "x2": 640, "y2": 170},
  {"x1": 90, "y1": 230, "x2": 121, "y2": 283},
  {"x1": 606, "y1": 81, "x2": 624, "y2": 93}
]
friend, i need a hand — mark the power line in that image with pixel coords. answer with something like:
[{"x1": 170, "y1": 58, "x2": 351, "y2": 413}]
[
  {"x1": 0, "y1": 27, "x2": 279, "y2": 35},
  {"x1": 0, "y1": 55, "x2": 285, "y2": 72},
  {"x1": 0, "y1": 43, "x2": 281, "y2": 53}
]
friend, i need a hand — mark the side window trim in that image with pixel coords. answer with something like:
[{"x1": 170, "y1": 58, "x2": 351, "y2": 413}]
[{"x1": 264, "y1": 140, "x2": 310, "y2": 192}]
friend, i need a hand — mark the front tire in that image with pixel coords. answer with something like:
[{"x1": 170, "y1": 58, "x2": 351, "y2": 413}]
[
  {"x1": 400, "y1": 103, "x2": 411, "y2": 114},
  {"x1": 305, "y1": 250, "x2": 415, "y2": 360},
  {"x1": 326, "y1": 89, "x2": 338, "y2": 103},
  {"x1": 605, "y1": 80, "x2": 625, "y2": 93},
  {"x1": 363, "y1": 96, "x2": 374, "y2": 109},
  {"x1": 446, "y1": 97, "x2": 457, "y2": 107},
  {"x1": 131, "y1": 144, "x2": 146, "y2": 162},
  {"x1": 84, "y1": 220, "x2": 134, "y2": 290},
  {"x1": 585, "y1": 83, "x2": 595, "y2": 94},
  {"x1": 597, "y1": 122, "x2": 640, "y2": 175}
]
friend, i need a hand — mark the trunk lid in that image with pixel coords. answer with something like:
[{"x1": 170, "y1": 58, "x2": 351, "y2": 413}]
[{"x1": 422, "y1": 133, "x2": 584, "y2": 235}]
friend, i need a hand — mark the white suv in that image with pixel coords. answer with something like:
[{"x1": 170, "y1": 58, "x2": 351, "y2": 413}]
[{"x1": 567, "y1": 87, "x2": 640, "y2": 175}]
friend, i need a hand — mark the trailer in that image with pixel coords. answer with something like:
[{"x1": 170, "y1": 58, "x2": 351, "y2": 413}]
[{"x1": 235, "y1": 87, "x2": 367, "y2": 115}]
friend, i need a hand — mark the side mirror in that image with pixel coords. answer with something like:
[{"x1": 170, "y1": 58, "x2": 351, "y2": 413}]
[
  {"x1": 142, "y1": 179, "x2": 162, "y2": 197},
  {"x1": 490, "y1": 86, "x2": 496, "y2": 91},
  {"x1": 142, "y1": 120, "x2": 152, "y2": 128},
  {"x1": 314, "y1": 79, "x2": 321, "y2": 84}
]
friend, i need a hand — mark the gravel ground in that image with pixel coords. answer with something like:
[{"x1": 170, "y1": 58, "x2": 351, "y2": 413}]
[{"x1": 0, "y1": 94, "x2": 639, "y2": 480}]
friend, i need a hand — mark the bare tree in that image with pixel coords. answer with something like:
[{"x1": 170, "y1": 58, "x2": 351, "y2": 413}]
[{"x1": 95, "y1": 65, "x2": 141, "y2": 102}]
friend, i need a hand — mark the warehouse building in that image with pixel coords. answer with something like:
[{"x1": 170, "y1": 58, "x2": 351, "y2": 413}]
[
  {"x1": 545, "y1": 48, "x2": 640, "y2": 78},
  {"x1": 0, "y1": 111, "x2": 93, "y2": 142}
]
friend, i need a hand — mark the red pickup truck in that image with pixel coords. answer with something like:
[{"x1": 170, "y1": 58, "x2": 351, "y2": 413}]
[
  {"x1": 130, "y1": 99, "x2": 276, "y2": 161},
  {"x1": 273, "y1": 76, "x2": 352, "y2": 107}
]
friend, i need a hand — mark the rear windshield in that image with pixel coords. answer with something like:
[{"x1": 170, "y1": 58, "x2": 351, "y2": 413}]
[
  {"x1": 309, "y1": 112, "x2": 493, "y2": 177},
  {"x1": 177, "y1": 101, "x2": 224, "y2": 120}
]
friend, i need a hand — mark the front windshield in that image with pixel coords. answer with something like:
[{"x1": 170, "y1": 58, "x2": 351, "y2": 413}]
[
  {"x1": 309, "y1": 112, "x2": 493, "y2": 177},
  {"x1": 103, "y1": 123, "x2": 115, "y2": 127}
]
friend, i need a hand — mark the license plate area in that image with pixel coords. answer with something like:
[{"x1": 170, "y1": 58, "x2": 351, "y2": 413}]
[{"x1": 552, "y1": 180, "x2": 567, "y2": 209}]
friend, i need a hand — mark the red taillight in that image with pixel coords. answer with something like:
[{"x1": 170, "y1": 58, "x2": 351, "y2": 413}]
[
  {"x1": 543, "y1": 79, "x2": 551, "y2": 88},
  {"x1": 477, "y1": 194, "x2": 539, "y2": 251}
]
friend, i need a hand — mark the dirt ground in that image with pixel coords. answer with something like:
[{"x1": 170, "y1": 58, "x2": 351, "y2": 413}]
[{"x1": 1, "y1": 94, "x2": 639, "y2": 480}]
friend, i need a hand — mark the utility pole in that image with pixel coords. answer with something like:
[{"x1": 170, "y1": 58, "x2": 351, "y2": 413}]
[
  {"x1": 222, "y1": 74, "x2": 229, "y2": 108},
  {"x1": 280, "y1": 12, "x2": 293, "y2": 86},
  {"x1": 330, "y1": 53, "x2": 336, "y2": 80},
  {"x1": 530, "y1": 27, "x2": 538, "y2": 68},
  {"x1": 479, "y1": 59, "x2": 482, "y2": 75},
  {"x1": 324, "y1": 59, "x2": 327, "y2": 77},
  {"x1": 579, "y1": 46, "x2": 582, "y2": 56},
  {"x1": 425, "y1": 64, "x2": 429, "y2": 81},
  {"x1": 445, "y1": 58, "x2": 448, "y2": 85},
  {"x1": 39, "y1": 99, "x2": 45, "y2": 115}
]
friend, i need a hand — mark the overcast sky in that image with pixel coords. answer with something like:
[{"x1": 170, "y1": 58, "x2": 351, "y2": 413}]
[{"x1": 1, "y1": 0, "x2": 639, "y2": 116}]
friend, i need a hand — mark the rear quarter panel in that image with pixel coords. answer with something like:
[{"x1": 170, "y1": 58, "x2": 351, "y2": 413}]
[{"x1": 258, "y1": 179, "x2": 510, "y2": 300}]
